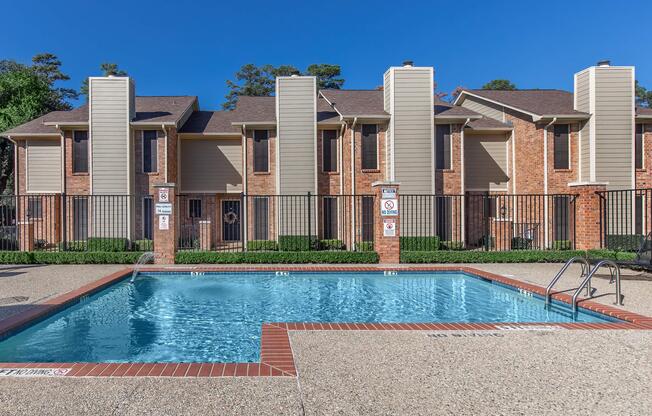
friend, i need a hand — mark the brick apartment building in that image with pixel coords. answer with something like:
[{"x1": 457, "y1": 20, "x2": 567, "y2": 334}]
[{"x1": 2, "y1": 60, "x2": 651, "y2": 252}]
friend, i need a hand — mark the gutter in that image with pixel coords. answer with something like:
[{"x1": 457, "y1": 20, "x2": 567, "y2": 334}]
[
  {"x1": 241, "y1": 124, "x2": 248, "y2": 245},
  {"x1": 6, "y1": 136, "x2": 17, "y2": 195},
  {"x1": 349, "y1": 117, "x2": 358, "y2": 249},
  {"x1": 460, "y1": 118, "x2": 471, "y2": 246},
  {"x1": 162, "y1": 124, "x2": 168, "y2": 183},
  {"x1": 543, "y1": 117, "x2": 557, "y2": 249}
]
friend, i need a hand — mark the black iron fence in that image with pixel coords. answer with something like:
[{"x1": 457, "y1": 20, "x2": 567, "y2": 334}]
[
  {"x1": 598, "y1": 188, "x2": 652, "y2": 251},
  {"x1": 177, "y1": 193, "x2": 375, "y2": 252},
  {"x1": 401, "y1": 193, "x2": 577, "y2": 251},
  {"x1": 0, "y1": 194, "x2": 153, "y2": 252}
]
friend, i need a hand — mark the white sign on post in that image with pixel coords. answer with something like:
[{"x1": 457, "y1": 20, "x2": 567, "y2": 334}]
[
  {"x1": 159, "y1": 215, "x2": 170, "y2": 230},
  {"x1": 381, "y1": 188, "x2": 396, "y2": 199},
  {"x1": 158, "y1": 188, "x2": 169, "y2": 203},
  {"x1": 383, "y1": 219, "x2": 396, "y2": 237},
  {"x1": 381, "y1": 198, "x2": 399, "y2": 216},
  {"x1": 155, "y1": 203, "x2": 172, "y2": 215}
]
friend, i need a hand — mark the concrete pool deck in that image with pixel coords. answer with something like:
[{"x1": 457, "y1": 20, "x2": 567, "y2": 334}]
[{"x1": 0, "y1": 263, "x2": 651, "y2": 415}]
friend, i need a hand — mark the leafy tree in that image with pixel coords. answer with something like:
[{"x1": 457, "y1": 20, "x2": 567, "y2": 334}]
[
  {"x1": 32, "y1": 53, "x2": 78, "y2": 110},
  {"x1": 80, "y1": 62, "x2": 128, "y2": 97},
  {"x1": 305, "y1": 64, "x2": 344, "y2": 90},
  {"x1": 223, "y1": 63, "x2": 344, "y2": 110},
  {"x1": 481, "y1": 79, "x2": 517, "y2": 90},
  {"x1": 635, "y1": 80, "x2": 652, "y2": 108}
]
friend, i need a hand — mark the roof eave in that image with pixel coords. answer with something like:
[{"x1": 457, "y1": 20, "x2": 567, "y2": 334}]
[
  {"x1": 539, "y1": 114, "x2": 591, "y2": 121},
  {"x1": 231, "y1": 121, "x2": 276, "y2": 126},
  {"x1": 178, "y1": 132, "x2": 241, "y2": 137},
  {"x1": 455, "y1": 90, "x2": 542, "y2": 121},
  {"x1": 1, "y1": 132, "x2": 60, "y2": 137},
  {"x1": 42, "y1": 121, "x2": 88, "y2": 127}
]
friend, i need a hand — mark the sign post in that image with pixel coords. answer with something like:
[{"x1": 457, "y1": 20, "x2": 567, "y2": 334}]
[
  {"x1": 153, "y1": 183, "x2": 177, "y2": 264},
  {"x1": 372, "y1": 181, "x2": 400, "y2": 264}
]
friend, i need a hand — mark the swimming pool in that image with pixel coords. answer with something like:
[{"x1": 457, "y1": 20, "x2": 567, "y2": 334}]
[{"x1": 0, "y1": 271, "x2": 617, "y2": 363}]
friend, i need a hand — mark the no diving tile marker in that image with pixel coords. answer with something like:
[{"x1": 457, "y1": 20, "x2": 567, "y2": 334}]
[{"x1": 0, "y1": 368, "x2": 71, "y2": 377}]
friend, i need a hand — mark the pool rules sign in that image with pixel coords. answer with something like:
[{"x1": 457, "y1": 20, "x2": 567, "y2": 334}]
[{"x1": 380, "y1": 187, "x2": 398, "y2": 237}]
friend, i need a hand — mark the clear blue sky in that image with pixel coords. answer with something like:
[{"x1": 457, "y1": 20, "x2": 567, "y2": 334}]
[{"x1": 2, "y1": 0, "x2": 651, "y2": 109}]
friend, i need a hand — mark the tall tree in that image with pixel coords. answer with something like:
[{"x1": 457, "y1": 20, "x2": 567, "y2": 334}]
[
  {"x1": 223, "y1": 63, "x2": 344, "y2": 110},
  {"x1": 481, "y1": 79, "x2": 517, "y2": 90},
  {"x1": 635, "y1": 80, "x2": 652, "y2": 108},
  {"x1": 32, "y1": 53, "x2": 78, "y2": 110},
  {"x1": 80, "y1": 62, "x2": 128, "y2": 97},
  {"x1": 305, "y1": 64, "x2": 344, "y2": 89}
]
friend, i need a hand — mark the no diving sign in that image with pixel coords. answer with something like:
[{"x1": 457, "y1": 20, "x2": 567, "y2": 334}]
[{"x1": 381, "y1": 198, "x2": 398, "y2": 216}]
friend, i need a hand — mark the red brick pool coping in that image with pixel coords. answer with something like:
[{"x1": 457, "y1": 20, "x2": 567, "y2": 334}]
[{"x1": 1, "y1": 265, "x2": 651, "y2": 378}]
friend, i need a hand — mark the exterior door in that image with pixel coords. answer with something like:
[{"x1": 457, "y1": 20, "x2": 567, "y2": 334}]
[{"x1": 222, "y1": 200, "x2": 241, "y2": 241}]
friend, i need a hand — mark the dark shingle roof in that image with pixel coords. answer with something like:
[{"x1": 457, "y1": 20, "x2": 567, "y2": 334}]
[
  {"x1": 320, "y1": 90, "x2": 388, "y2": 117},
  {"x1": 435, "y1": 105, "x2": 482, "y2": 118},
  {"x1": 465, "y1": 89, "x2": 588, "y2": 117},
  {"x1": 637, "y1": 107, "x2": 652, "y2": 117},
  {"x1": 178, "y1": 111, "x2": 240, "y2": 134},
  {"x1": 2, "y1": 96, "x2": 197, "y2": 136}
]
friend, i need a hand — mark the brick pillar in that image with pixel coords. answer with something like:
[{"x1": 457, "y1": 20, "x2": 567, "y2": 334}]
[
  {"x1": 153, "y1": 183, "x2": 177, "y2": 264},
  {"x1": 372, "y1": 181, "x2": 400, "y2": 264},
  {"x1": 569, "y1": 183, "x2": 607, "y2": 250},
  {"x1": 198, "y1": 220, "x2": 212, "y2": 251},
  {"x1": 17, "y1": 221, "x2": 34, "y2": 251}
]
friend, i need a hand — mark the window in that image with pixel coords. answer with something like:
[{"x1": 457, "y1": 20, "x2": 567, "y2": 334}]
[
  {"x1": 254, "y1": 130, "x2": 269, "y2": 172},
  {"x1": 553, "y1": 196, "x2": 570, "y2": 242},
  {"x1": 142, "y1": 130, "x2": 158, "y2": 173},
  {"x1": 436, "y1": 197, "x2": 452, "y2": 241},
  {"x1": 322, "y1": 130, "x2": 338, "y2": 172},
  {"x1": 142, "y1": 197, "x2": 153, "y2": 240},
  {"x1": 72, "y1": 130, "x2": 89, "y2": 174},
  {"x1": 361, "y1": 196, "x2": 374, "y2": 242},
  {"x1": 435, "y1": 125, "x2": 451, "y2": 170},
  {"x1": 553, "y1": 124, "x2": 570, "y2": 170},
  {"x1": 188, "y1": 199, "x2": 202, "y2": 218},
  {"x1": 72, "y1": 197, "x2": 88, "y2": 240},
  {"x1": 322, "y1": 197, "x2": 338, "y2": 240},
  {"x1": 361, "y1": 124, "x2": 378, "y2": 170},
  {"x1": 636, "y1": 124, "x2": 643, "y2": 169},
  {"x1": 27, "y1": 196, "x2": 42, "y2": 219},
  {"x1": 253, "y1": 197, "x2": 269, "y2": 240}
]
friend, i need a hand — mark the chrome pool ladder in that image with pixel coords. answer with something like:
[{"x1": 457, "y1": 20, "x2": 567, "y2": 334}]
[
  {"x1": 570, "y1": 260, "x2": 622, "y2": 313},
  {"x1": 545, "y1": 257, "x2": 591, "y2": 306}
]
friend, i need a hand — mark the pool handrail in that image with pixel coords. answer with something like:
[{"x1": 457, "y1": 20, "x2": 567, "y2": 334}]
[
  {"x1": 571, "y1": 259, "x2": 622, "y2": 314},
  {"x1": 545, "y1": 256, "x2": 590, "y2": 306}
]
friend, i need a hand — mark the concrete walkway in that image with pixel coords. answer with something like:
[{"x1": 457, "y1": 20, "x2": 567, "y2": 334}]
[{"x1": 0, "y1": 263, "x2": 650, "y2": 415}]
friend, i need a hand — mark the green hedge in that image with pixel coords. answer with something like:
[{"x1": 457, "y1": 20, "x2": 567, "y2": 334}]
[
  {"x1": 319, "y1": 239, "x2": 345, "y2": 250},
  {"x1": 552, "y1": 240, "x2": 572, "y2": 251},
  {"x1": 0, "y1": 251, "x2": 144, "y2": 264},
  {"x1": 132, "y1": 239, "x2": 153, "y2": 251},
  {"x1": 605, "y1": 234, "x2": 643, "y2": 252},
  {"x1": 247, "y1": 240, "x2": 279, "y2": 251},
  {"x1": 355, "y1": 242, "x2": 374, "y2": 252},
  {"x1": 400, "y1": 236, "x2": 440, "y2": 251},
  {"x1": 278, "y1": 235, "x2": 319, "y2": 251},
  {"x1": 401, "y1": 249, "x2": 638, "y2": 264},
  {"x1": 175, "y1": 251, "x2": 379, "y2": 264},
  {"x1": 87, "y1": 237, "x2": 130, "y2": 252},
  {"x1": 511, "y1": 237, "x2": 533, "y2": 250},
  {"x1": 441, "y1": 240, "x2": 464, "y2": 251}
]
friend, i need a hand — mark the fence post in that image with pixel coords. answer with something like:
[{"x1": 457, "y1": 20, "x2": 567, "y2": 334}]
[
  {"x1": 568, "y1": 183, "x2": 607, "y2": 250},
  {"x1": 152, "y1": 183, "x2": 177, "y2": 264},
  {"x1": 61, "y1": 193, "x2": 67, "y2": 251},
  {"x1": 372, "y1": 181, "x2": 400, "y2": 264},
  {"x1": 307, "y1": 191, "x2": 312, "y2": 251}
]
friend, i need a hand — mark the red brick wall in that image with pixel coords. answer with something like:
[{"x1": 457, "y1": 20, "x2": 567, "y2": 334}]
[
  {"x1": 63, "y1": 130, "x2": 90, "y2": 194},
  {"x1": 245, "y1": 128, "x2": 276, "y2": 241},
  {"x1": 636, "y1": 124, "x2": 652, "y2": 189},
  {"x1": 435, "y1": 124, "x2": 463, "y2": 194},
  {"x1": 317, "y1": 128, "x2": 342, "y2": 195},
  {"x1": 342, "y1": 122, "x2": 387, "y2": 195}
]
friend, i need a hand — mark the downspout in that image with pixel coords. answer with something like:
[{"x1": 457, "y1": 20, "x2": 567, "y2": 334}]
[
  {"x1": 349, "y1": 117, "x2": 358, "y2": 249},
  {"x1": 543, "y1": 117, "x2": 557, "y2": 249},
  {"x1": 460, "y1": 118, "x2": 471, "y2": 245},
  {"x1": 241, "y1": 124, "x2": 248, "y2": 244},
  {"x1": 7, "y1": 136, "x2": 17, "y2": 195},
  {"x1": 162, "y1": 124, "x2": 168, "y2": 183}
]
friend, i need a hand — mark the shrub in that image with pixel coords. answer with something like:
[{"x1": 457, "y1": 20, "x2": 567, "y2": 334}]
[
  {"x1": 511, "y1": 237, "x2": 533, "y2": 250},
  {"x1": 586, "y1": 249, "x2": 636, "y2": 261},
  {"x1": 440, "y1": 240, "x2": 464, "y2": 251},
  {"x1": 319, "y1": 239, "x2": 345, "y2": 250},
  {"x1": 0, "y1": 251, "x2": 144, "y2": 264},
  {"x1": 355, "y1": 241, "x2": 374, "y2": 252},
  {"x1": 247, "y1": 240, "x2": 279, "y2": 251},
  {"x1": 552, "y1": 240, "x2": 572, "y2": 251},
  {"x1": 605, "y1": 234, "x2": 643, "y2": 252},
  {"x1": 278, "y1": 235, "x2": 319, "y2": 251},
  {"x1": 132, "y1": 239, "x2": 153, "y2": 251},
  {"x1": 0, "y1": 237, "x2": 18, "y2": 251},
  {"x1": 175, "y1": 251, "x2": 379, "y2": 264},
  {"x1": 401, "y1": 250, "x2": 588, "y2": 264},
  {"x1": 60, "y1": 240, "x2": 88, "y2": 252},
  {"x1": 87, "y1": 237, "x2": 130, "y2": 252},
  {"x1": 400, "y1": 236, "x2": 440, "y2": 251}
]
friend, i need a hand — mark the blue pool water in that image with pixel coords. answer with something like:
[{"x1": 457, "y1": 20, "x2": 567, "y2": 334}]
[{"x1": 0, "y1": 271, "x2": 616, "y2": 363}]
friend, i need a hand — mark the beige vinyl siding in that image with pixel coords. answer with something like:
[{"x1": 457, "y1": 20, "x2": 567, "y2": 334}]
[
  {"x1": 461, "y1": 95, "x2": 504, "y2": 121},
  {"x1": 90, "y1": 77, "x2": 131, "y2": 194},
  {"x1": 180, "y1": 139, "x2": 243, "y2": 193},
  {"x1": 575, "y1": 70, "x2": 591, "y2": 182},
  {"x1": 26, "y1": 139, "x2": 61, "y2": 193},
  {"x1": 594, "y1": 67, "x2": 634, "y2": 190},
  {"x1": 391, "y1": 67, "x2": 433, "y2": 194},
  {"x1": 465, "y1": 134, "x2": 509, "y2": 191},
  {"x1": 383, "y1": 70, "x2": 393, "y2": 178},
  {"x1": 276, "y1": 77, "x2": 316, "y2": 195}
]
